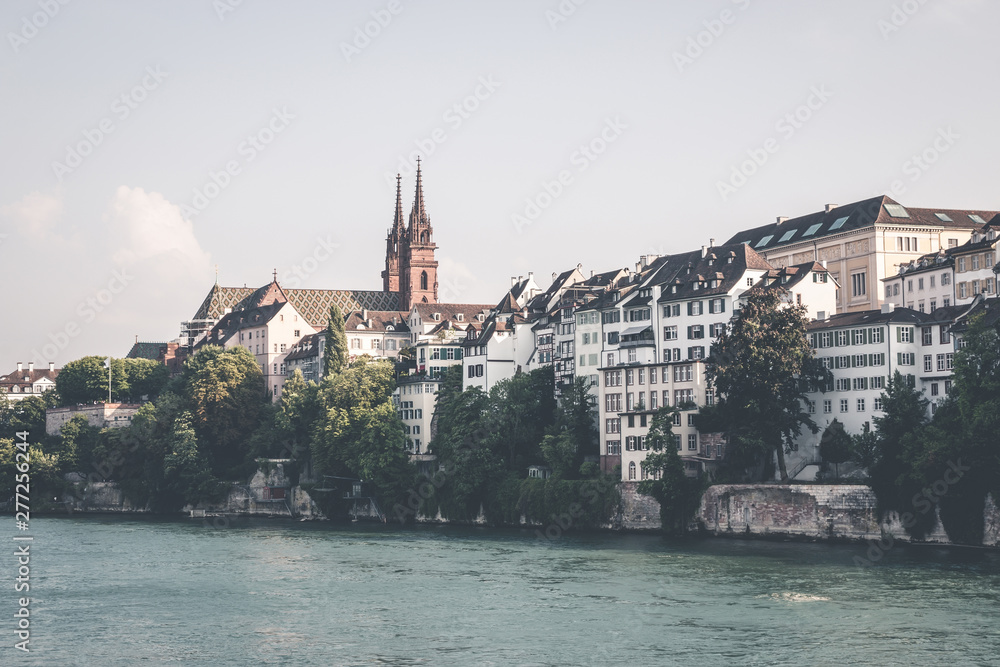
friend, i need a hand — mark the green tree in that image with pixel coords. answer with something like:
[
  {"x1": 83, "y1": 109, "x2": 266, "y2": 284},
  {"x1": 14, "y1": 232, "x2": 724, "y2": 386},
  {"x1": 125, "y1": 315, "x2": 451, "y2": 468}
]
[
  {"x1": 162, "y1": 410, "x2": 223, "y2": 509},
  {"x1": 54, "y1": 414, "x2": 101, "y2": 473},
  {"x1": 0, "y1": 394, "x2": 50, "y2": 441},
  {"x1": 867, "y1": 371, "x2": 936, "y2": 537},
  {"x1": 638, "y1": 407, "x2": 702, "y2": 534},
  {"x1": 483, "y1": 367, "x2": 556, "y2": 470},
  {"x1": 819, "y1": 418, "x2": 851, "y2": 481},
  {"x1": 120, "y1": 358, "x2": 170, "y2": 401},
  {"x1": 56, "y1": 356, "x2": 110, "y2": 405},
  {"x1": 705, "y1": 289, "x2": 828, "y2": 481},
  {"x1": 180, "y1": 346, "x2": 266, "y2": 479},
  {"x1": 310, "y1": 358, "x2": 414, "y2": 514},
  {"x1": 324, "y1": 304, "x2": 349, "y2": 377},
  {"x1": 851, "y1": 422, "x2": 879, "y2": 471}
]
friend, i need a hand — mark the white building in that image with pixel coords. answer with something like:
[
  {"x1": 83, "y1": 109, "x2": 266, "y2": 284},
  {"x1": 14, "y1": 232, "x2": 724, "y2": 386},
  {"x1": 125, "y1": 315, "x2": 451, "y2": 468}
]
[{"x1": 0, "y1": 362, "x2": 58, "y2": 402}]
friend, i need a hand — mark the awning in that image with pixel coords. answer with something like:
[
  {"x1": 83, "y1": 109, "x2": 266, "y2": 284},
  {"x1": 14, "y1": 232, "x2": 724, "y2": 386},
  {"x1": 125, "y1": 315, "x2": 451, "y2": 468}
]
[{"x1": 620, "y1": 325, "x2": 651, "y2": 338}]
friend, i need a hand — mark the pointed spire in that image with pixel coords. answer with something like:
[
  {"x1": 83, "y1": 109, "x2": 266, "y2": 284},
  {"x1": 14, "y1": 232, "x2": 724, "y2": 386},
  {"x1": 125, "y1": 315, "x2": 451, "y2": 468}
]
[
  {"x1": 272, "y1": 268, "x2": 278, "y2": 282},
  {"x1": 393, "y1": 173, "x2": 405, "y2": 231},
  {"x1": 409, "y1": 156, "x2": 429, "y2": 231}
]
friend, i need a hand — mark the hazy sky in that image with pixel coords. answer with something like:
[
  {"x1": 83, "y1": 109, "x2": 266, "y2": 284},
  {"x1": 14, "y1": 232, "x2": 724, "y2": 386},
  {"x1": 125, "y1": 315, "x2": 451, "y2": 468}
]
[{"x1": 2, "y1": 0, "x2": 998, "y2": 371}]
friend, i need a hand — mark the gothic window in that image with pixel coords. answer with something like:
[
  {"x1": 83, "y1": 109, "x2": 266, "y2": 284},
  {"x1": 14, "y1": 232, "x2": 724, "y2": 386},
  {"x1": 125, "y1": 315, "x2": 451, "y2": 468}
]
[{"x1": 420, "y1": 271, "x2": 428, "y2": 290}]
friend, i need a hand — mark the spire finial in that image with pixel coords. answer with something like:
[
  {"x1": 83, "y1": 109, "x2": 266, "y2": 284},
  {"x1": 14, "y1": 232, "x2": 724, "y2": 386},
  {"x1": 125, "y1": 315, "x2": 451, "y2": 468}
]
[
  {"x1": 272, "y1": 268, "x2": 277, "y2": 282},
  {"x1": 215, "y1": 264, "x2": 219, "y2": 285}
]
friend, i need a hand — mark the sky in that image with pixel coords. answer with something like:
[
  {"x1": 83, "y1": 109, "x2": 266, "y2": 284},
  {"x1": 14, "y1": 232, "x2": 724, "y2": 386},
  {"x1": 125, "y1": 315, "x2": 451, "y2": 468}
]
[{"x1": 2, "y1": 0, "x2": 998, "y2": 372}]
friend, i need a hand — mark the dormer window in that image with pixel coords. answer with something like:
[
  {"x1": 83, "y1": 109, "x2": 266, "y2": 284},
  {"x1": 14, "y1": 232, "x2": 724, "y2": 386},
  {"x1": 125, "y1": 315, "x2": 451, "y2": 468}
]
[
  {"x1": 477, "y1": 314, "x2": 485, "y2": 321},
  {"x1": 433, "y1": 313, "x2": 441, "y2": 321},
  {"x1": 456, "y1": 313, "x2": 464, "y2": 321}
]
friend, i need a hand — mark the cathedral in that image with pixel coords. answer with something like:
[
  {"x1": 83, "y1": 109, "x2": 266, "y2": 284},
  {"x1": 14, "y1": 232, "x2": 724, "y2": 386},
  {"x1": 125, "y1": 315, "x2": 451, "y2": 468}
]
[
  {"x1": 157, "y1": 161, "x2": 466, "y2": 397},
  {"x1": 184, "y1": 160, "x2": 440, "y2": 341}
]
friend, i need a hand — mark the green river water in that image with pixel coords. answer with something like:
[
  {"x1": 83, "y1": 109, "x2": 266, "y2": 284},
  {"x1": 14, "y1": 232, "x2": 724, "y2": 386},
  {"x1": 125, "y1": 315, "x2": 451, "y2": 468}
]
[{"x1": 4, "y1": 516, "x2": 998, "y2": 666}]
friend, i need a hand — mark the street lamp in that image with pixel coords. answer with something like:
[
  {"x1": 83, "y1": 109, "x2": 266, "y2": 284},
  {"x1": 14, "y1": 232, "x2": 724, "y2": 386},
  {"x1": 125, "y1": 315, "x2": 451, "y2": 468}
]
[{"x1": 104, "y1": 357, "x2": 112, "y2": 404}]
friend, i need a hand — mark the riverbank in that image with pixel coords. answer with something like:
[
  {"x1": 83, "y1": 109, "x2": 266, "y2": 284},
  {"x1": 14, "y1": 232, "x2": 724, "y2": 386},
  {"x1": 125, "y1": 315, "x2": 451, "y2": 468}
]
[{"x1": 51, "y1": 478, "x2": 1000, "y2": 549}]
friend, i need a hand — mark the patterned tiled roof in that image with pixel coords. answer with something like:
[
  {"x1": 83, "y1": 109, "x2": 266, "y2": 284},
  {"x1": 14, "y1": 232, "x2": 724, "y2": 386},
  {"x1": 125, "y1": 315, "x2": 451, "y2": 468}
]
[{"x1": 192, "y1": 284, "x2": 401, "y2": 327}]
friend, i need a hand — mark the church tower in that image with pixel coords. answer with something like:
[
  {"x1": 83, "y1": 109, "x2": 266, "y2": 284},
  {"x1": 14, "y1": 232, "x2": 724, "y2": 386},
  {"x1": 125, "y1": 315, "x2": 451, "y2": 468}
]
[
  {"x1": 381, "y1": 174, "x2": 405, "y2": 292},
  {"x1": 399, "y1": 158, "x2": 439, "y2": 310}
]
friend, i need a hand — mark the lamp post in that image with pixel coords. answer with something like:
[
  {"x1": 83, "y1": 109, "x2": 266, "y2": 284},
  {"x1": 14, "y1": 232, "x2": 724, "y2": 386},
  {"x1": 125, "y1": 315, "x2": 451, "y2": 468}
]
[{"x1": 105, "y1": 357, "x2": 112, "y2": 404}]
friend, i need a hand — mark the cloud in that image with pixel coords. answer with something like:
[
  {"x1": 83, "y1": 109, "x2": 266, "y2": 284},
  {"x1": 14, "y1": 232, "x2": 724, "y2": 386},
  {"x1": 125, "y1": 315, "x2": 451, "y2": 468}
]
[
  {"x1": 108, "y1": 185, "x2": 212, "y2": 268},
  {"x1": 1, "y1": 190, "x2": 64, "y2": 242}
]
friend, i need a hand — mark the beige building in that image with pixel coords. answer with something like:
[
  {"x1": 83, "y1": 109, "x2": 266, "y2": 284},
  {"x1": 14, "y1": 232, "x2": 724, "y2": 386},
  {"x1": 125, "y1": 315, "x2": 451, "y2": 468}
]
[
  {"x1": 0, "y1": 362, "x2": 58, "y2": 402},
  {"x1": 726, "y1": 196, "x2": 998, "y2": 314}
]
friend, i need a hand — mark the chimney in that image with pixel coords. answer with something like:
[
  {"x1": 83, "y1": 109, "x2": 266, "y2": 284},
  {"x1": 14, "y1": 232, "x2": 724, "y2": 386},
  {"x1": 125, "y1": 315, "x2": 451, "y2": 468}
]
[
  {"x1": 881, "y1": 303, "x2": 895, "y2": 314},
  {"x1": 16, "y1": 362, "x2": 22, "y2": 372},
  {"x1": 28, "y1": 362, "x2": 34, "y2": 372},
  {"x1": 551, "y1": 272, "x2": 557, "y2": 281},
  {"x1": 777, "y1": 216, "x2": 789, "y2": 225},
  {"x1": 49, "y1": 362, "x2": 55, "y2": 372},
  {"x1": 816, "y1": 311, "x2": 827, "y2": 321},
  {"x1": 362, "y1": 308, "x2": 368, "y2": 321},
  {"x1": 528, "y1": 271, "x2": 534, "y2": 282},
  {"x1": 701, "y1": 245, "x2": 707, "y2": 258},
  {"x1": 825, "y1": 204, "x2": 838, "y2": 213},
  {"x1": 710, "y1": 238, "x2": 715, "y2": 247},
  {"x1": 590, "y1": 270, "x2": 595, "y2": 278},
  {"x1": 511, "y1": 277, "x2": 517, "y2": 287},
  {"x1": 635, "y1": 262, "x2": 641, "y2": 273},
  {"x1": 577, "y1": 263, "x2": 582, "y2": 272},
  {"x1": 821, "y1": 260, "x2": 827, "y2": 269}
]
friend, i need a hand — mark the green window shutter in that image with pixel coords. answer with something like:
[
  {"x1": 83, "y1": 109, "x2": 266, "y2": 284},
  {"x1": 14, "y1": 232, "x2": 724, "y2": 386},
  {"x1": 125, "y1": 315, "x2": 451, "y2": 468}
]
[
  {"x1": 897, "y1": 352, "x2": 902, "y2": 365},
  {"x1": 896, "y1": 327, "x2": 901, "y2": 343}
]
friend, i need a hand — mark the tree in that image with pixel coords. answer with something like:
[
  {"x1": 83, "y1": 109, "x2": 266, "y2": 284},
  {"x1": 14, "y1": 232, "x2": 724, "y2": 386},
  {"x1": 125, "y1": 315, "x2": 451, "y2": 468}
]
[
  {"x1": 638, "y1": 407, "x2": 702, "y2": 534},
  {"x1": 56, "y1": 356, "x2": 110, "y2": 405},
  {"x1": 540, "y1": 376, "x2": 599, "y2": 479},
  {"x1": 483, "y1": 367, "x2": 556, "y2": 470},
  {"x1": 180, "y1": 346, "x2": 266, "y2": 479},
  {"x1": 161, "y1": 411, "x2": 222, "y2": 509},
  {"x1": 324, "y1": 304, "x2": 349, "y2": 377},
  {"x1": 851, "y1": 422, "x2": 878, "y2": 471},
  {"x1": 704, "y1": 289, "x2": 828, "y2": 481},
  {"x1": 867, "y1": 371, "x2": 935, "y2": 536},
  {"x1": 310, "y1": 358, "x2": 414, "y2": 514},
  {"x1": 819, "y1": 419, "x2": 851, "y2": 481}
]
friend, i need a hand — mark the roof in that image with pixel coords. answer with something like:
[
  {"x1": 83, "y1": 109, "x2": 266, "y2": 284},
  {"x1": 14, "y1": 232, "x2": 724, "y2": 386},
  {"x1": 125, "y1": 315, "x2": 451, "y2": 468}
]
[
  {"x1": 283, "y1": 332, "x2": 322, "y2": 362},
  {"x1": 626, "y1": 242, "x2": 771, "y2": 304},
  {"x1": 746, "y1": 262, "x2": 834, "y2": 293},
  {"x1": 199, "y1": 301, "x2": 289, "y2": 347},
  {"x1": 725, "y1": 196, "x2": 1000, "y2": 252},
  {"x1": 952, "y1": 296, "x2": 1000, "y2": 334},
  {"x1": 411, "y1": 303, "x2": 492, "y2": 324},
  {"x1": 806, "y1": 307, "x2": 925, "y2": 331},
  {"x1": 192, "y1": 283, "x2": 401, "y2": 327},
  {"x1": 344, "y1": 310, "x2": 410, "y2": 334},
  {"x1": 125, "y1": 341, "x2": 171, "y2": 360},
  {"x1": 0, "y1": 366, "x2": 59, "y2": 393}
]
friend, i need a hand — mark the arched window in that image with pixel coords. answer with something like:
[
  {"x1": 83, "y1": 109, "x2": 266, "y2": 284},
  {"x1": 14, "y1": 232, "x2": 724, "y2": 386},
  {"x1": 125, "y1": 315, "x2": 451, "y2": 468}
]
[
  {"x1": 421, "y1": 231, "x2": 428, "y2": 243},
  {"x1": 420, "y1": 271, "x2": 428, "y2": 290},
  {"x1": 628, "y1": 461, "x2": 636, "y2": 480}
]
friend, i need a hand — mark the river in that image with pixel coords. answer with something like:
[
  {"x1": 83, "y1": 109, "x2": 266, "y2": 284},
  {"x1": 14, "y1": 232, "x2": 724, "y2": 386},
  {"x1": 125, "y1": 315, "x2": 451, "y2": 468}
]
[{"x1": 5, "y1": 516, "x2": 999, "y2": 666}]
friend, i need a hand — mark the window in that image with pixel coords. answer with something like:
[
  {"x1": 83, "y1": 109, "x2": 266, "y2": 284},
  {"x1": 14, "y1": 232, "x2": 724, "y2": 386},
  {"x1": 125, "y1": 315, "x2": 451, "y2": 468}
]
[
  {"x1": 628, "y1": 462, "x2": 636, "y2": 480},
  {"x1": 823, "y1": 400, "x2": 832, "y2": 414},
  {"x1": 604, "y1": 370, "x2": 622, "y2": 387},
  {"x1": 840, "y1": 399, "x2": 849, "y2": 413},
  {"x1": 607, "y1": 441, "x2": 621, "y2": 455},
  {"x1": 807, "y1": 400, "x2": 816, "y2": 414},
  {"x1": 836, "y1": 378, "x2": 851, "y2": 391},
  {"x1": 972, "y1": 255, "x2": 981, "y2": 271},
  {"x1": 687, "y1": 301, "x2": 704, "y2": 316},
  {"x1": 851, "y1": 272, "x2": 867, "y2": 298},
  {"x1": 835, "y1": 331, "x2": 850, "y2": 346},
  {"x1": 857, "y1": 398, "x2": 866, "y2": 412},
  {"x1": 638, "y1": 369, "x2": 645, "y2": 385},
  {"x1": 688, "y1": 434, "x2": 698, "y2": 451},
  {"x1": 605, "y1": 418, "x2": 620, "y2": 434},
  {"x1": 674, "y1": 435, "x2": 682, "y2": 451},
  {"x1": 941, "y1": 272, "x2": 951, "y2": 286},
  {"x1": 945, "y1": 380, "x2": 952, "y2": 394},
  {"x1": 710, "y1": 323, "x2": 725, "y2": 338},
  {"x1": 918, "y1": 278, "x2": 925, "y2": 291},
  {"x1": 874, "y1": 397, "x2": 883, "y2": 411},
  {"x1": 605, "y1": 393, "x2": 622, "y2": 412},
  {"x1": 899, "y1": 327, "x2": 912, "y2": 343},
  {"x1": 708, "y1": 298, "x2": 726, "y2": 314},
  {"x1": 674, "y1": 389, "x2": 694, "y2": 406},
  {"x1": 924, "y1": 355, "x2": 933, "y2": 372},
  {"x1": 871, "y1": 376, "x2": 885, "y2": 389},
  {"x1": 662, "y1": 304, "x2": 680, "y2": 317},
  {"x1": 673, "y1": 365, "x2": 693, "y2": 382},
  {"x1": 294, "y1": 330, "x2": 300, "y2": 337},
  {"x1": 687, "y1": 325, "x2": 705, "y2": 339},
  {"x1": 664, "y1": 326, "x2": 678, "y2": 341},
  {"x1": 898, "y1": 352, "x2": 915, "y2": 366},
  {"x1": 821, "y1": 332, "x2": 833, "y2": 347},
  {"x1": 688, "y1": 346, "x2": 705, "y2": 360},
  {"x1": 958, "y1": 257, "x2": 967, "y2": 272},
  {"x1": 931, "y1": 383, "x2": 939, "y2": 396},
  {"x1": 959, "y1": 283, "x2": 968, "y2": 299},
  {"x1": 852, "y1": 329, "x2": 867, "y2": 345},
  {"x1": 650, "y1": 392, "x2": 658, "y2": 410},
  {"x1": 852, "y1": 377, "x2": 868, "y2": 391}
]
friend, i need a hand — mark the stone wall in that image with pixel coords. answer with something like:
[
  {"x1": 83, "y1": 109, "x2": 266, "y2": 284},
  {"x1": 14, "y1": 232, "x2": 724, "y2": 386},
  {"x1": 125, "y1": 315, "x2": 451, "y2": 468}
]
[
  {"x1": 610, "y1": 481, "x2": 662, "y2": 531},
  {"x1": 699, "y1": 484, "x2": 1000, "y2": 547}
]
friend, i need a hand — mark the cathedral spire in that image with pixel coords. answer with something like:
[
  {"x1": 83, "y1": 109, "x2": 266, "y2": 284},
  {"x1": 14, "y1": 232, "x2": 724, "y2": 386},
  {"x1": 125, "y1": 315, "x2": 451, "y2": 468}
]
[
  {"x1": 409, "y1": 156, "x2": 429, "y2": 231},
  {"x1": 393, "y1": 173, "x2": 405, "y2": 232}
]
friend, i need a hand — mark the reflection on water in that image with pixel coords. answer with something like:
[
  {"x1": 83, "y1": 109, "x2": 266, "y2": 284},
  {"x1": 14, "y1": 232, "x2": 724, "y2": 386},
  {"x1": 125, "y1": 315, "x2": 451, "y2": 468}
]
[{"x1": 9, "y1": 517, "x2": 1000, "y2": 666}]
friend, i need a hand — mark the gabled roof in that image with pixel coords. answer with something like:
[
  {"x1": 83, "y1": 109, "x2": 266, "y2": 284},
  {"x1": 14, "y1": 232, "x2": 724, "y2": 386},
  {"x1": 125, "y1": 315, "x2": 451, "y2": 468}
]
[
  {"x1": 192, "y1": 284, "x2": 401, "y2": 327},
  {"x1": 632, "y1": 242, "x2": 771, "y2": 304},
  {"x1": 725, "y1": 196, "x2": 1000, "y2": 252},
  {"x1": 410, "y1": 303, "x2": 492, "y2": 324},
  {"x1": 125, "y1": 341, "x2": 170, "y2": 360},
  {"x1": 199, "y1": 301, "x2": 289, "y2": 347},
  {"x1": 952, "y1": 295, "x2": 1000, "y2": 333},
  {"x1": 747, "y1": 262, "x2": 834, "y2": 293}
]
